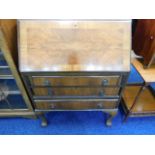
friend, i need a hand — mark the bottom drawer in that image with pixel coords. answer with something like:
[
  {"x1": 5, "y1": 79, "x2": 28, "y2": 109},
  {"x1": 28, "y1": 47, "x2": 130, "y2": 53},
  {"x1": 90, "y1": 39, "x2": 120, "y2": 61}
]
[{"x1": 34, "y1": 100, "x2": 118, "y2": 110}]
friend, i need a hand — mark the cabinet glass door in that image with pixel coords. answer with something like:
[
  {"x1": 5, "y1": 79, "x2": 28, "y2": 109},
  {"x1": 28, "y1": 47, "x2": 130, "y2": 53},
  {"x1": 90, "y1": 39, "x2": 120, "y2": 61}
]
[{"x1": 0, "y1": 51, "x2": 28, "y2": 110}]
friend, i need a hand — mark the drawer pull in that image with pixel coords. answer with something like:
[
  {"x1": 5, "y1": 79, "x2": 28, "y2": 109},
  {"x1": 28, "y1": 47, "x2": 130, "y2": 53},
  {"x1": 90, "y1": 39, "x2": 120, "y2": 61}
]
[
  {"x1": 99, "y1": 90, "x2": 104, "y2": 96},
  {"x1": 150, "y1": 35, "x2": 154, "y2": 40},
  {"x1": 97, "y1": 103, "x2": 103, "y2": 108},
  {"x1": 102, "y1": 79, "x2": 109, "y2": 86},
  {"x1": 44, "y1": 80, "x2": 53, "y2": 96},
  {"x1": 44, "y1": 79, "x2": 51, "y2": 85},
  {"x1": 50, "y1": 103, "x2": 55, "y2": 109}
]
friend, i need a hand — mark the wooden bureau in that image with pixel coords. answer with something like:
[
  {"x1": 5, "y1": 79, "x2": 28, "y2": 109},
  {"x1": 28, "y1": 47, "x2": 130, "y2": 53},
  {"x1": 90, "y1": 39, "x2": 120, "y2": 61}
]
[{"x1": 18, "y1": 20, "x2": 131, "y2": 126}]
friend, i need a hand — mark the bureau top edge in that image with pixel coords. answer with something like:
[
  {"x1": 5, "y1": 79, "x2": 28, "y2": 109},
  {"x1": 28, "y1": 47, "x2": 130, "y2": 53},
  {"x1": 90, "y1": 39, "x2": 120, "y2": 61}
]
[{"x1": 17, "y1": 19, "x2": 132, "y2": 22}]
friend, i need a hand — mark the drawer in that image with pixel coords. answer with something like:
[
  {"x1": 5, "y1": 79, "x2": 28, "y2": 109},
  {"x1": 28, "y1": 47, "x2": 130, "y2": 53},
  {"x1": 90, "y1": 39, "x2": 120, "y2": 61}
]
[
  {"x1": 31, "y1": 76, "x2": 121, "y2": 87},
  {"x1": 32, "y1": 87, "x2": 120, "y2": 98},
  {"x1": 34, "y1": 99, "x2": 118, "y2": 110}
]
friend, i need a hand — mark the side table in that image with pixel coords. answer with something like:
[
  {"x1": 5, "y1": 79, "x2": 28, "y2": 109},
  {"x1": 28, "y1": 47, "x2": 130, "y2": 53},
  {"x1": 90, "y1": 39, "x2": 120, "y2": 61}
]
[{"x1": 122, "y1": 58, "x2": 155, "y2": 120}]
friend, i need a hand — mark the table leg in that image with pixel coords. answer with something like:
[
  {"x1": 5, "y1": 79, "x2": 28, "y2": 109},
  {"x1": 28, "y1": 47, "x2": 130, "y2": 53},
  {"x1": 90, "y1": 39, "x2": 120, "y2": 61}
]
[{"x1": 124, "y1": 85, "x2": 145, "y2": 122}]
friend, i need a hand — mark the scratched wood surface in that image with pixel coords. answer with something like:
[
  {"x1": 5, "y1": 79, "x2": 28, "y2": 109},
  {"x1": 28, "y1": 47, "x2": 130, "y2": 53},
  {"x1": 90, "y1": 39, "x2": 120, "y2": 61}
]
[{"x1": 18, "y1": 20, "x2": 131, "y2": 72}]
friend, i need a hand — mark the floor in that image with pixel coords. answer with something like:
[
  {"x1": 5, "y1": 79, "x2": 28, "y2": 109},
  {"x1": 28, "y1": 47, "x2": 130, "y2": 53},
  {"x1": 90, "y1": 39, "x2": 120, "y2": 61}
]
[
  {"x1": 0, "y1": 108, "x2": 155, "y2": 135},
  {"x1": 0, "y1": 65, "x2": 155, "y2": 135}
]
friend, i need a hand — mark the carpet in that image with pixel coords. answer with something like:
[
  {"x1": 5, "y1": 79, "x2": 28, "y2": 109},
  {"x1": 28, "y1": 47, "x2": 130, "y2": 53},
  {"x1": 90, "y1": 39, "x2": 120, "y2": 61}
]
[{"x1": 0, "y1": 108, "x2": 155, "y2": 134}]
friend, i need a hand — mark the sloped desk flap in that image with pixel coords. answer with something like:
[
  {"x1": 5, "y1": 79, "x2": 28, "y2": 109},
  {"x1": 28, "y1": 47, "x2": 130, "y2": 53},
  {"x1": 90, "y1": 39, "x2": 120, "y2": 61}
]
[{"x1": 18, "y1": 20, "x2": 131, "y2": 72}]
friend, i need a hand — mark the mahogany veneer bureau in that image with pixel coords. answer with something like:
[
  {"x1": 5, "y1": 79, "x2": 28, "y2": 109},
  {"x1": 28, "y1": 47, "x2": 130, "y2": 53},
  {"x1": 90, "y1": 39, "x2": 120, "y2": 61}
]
[{"x1": 18, "y1": 20, "x2": 131, "y2": 126}]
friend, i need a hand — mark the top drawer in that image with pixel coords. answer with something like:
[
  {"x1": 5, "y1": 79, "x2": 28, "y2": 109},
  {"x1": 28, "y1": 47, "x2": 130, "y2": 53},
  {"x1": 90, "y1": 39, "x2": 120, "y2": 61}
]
[{"x1": 31, "y1": 76, "x2": 121, "y2": 87}]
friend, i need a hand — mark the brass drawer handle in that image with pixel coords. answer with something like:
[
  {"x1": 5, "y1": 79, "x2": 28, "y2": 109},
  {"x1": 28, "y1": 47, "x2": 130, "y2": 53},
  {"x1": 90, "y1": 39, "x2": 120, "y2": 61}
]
[
  {"x1": 99, "y1": 90, "x2": 104, "y2": 96},
  {"x1": 150, "y1": 35, "x2": 154, "y2": 40},
  {"x1": 44, "y1": 79, "x2": 51, "y2": 85},
  {"x1": 50, "y1": 103, "x2": 55, "y2": 109},
  {"x1": 97, "y1": 103, "x2": 103, "y2": 108},
  {"x1": 44, "y1": 79, "x2": 53, "y2": 96},
  {"x1": 102, "y1": 79, "x2": 109, "y2": 86}
]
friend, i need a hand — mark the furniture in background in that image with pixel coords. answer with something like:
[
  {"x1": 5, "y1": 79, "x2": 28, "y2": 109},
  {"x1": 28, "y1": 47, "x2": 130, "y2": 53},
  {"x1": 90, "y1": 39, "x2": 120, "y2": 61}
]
[
  {"x1": 123, "y1": 19, "x2": 155, "y2": 121},
  {"x1": 133, "y1": 19, "x2": 155, "y2": 68},
  {"x1": 18, "y1": 20, "x2": 131, "y2": 126},
  {"x1": 0, "y1": 20, "x2": 35, "y2": 118},
  {"x1": 122, "y1": 58, "x2": 155, "y2": 120}
]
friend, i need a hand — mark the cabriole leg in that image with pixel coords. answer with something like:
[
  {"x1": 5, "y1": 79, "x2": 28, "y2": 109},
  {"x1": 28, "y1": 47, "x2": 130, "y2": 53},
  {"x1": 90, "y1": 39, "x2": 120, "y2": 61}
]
[
  {"x1": 39, "y1": 114, "x2": 48, "y2": 127},
  {"x1": 106, "y1": 111, "x2": 117, "y2": 127}
]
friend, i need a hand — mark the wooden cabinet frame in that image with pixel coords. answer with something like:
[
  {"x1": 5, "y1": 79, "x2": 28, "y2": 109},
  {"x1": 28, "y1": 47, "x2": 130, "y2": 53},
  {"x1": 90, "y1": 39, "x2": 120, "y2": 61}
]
[{"x1": 0, "y1": 20, "x2": 35, "y2": 118}]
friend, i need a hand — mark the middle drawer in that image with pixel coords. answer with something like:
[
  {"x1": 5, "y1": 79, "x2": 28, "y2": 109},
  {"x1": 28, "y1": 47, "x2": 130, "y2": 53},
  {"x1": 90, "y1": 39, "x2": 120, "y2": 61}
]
[{"x1": 32, "y1": 87, "x2": 120, "y2": 98}]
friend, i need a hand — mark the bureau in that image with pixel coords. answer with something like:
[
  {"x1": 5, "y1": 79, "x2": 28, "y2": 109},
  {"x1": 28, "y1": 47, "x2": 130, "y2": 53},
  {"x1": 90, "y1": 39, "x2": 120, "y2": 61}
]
[{"x1": 18, "y1": 20, "x2": 131, "y2": 126}]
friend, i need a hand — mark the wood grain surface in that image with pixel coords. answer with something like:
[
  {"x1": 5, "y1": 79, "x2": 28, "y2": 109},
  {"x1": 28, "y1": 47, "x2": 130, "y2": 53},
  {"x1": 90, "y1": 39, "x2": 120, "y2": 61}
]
[
  {"x1": 0, "y1": 19, "x2": 18, "y2": 66},
  {"x1": 123, "y1": 86, "x2": 155, "y2": 113},
  {"x1": 18, "y1": 20, "x2": 131, "y2": 72},
  {"x1": 32, "y1": 75, "x2": 121, "y2": 86},
  {"x1": 33, "y1": 87, "x2": 119, "y2": 97},
  {"x1": 132, "y1": 58, "x2": 155, "y2": 83},
  {"x1": 34, "y1": 100, "x2": 118, "y2": 110},
  {"x1": 133, "y1": 19, "x2": 155, "y2": 67}
]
